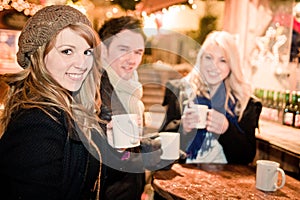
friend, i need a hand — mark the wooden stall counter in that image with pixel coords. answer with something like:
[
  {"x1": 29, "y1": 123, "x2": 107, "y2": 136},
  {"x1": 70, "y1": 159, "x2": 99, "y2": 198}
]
[
  {"x1": 256, "y1": 120, "x2": 300, "y2": 157},
  {"x1": 152, "y1": 163, "x2": 300, "y2": 200},
  {"x1": 255, "y1": 120, "x2": 300, "y2": 180}
]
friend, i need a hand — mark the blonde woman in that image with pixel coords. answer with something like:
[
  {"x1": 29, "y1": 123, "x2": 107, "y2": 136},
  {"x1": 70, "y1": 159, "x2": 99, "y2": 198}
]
[
  {"x1": 160, "y1": 31, "x2": 262, "y2": 164},
  {"x1": 0, "y1": 5, "x2": 104, "y2": 199}
]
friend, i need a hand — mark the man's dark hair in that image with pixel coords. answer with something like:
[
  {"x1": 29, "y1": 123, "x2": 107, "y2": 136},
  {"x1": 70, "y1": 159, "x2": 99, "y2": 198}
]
[{"x1": 98, "y1": 16, "x2": 146, "y2": 48}]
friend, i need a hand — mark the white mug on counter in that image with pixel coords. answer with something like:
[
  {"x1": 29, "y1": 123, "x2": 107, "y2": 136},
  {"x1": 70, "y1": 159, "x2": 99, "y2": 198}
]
[
  {"x1": 256, "y1": 160, "x2": 286, "y2": 192},
  {"x1": 157, "y1": 132, "x2": 180, "y2": 160},
  {"x1": 110, "y1": 114, "x2": 140, "y2": 148}
]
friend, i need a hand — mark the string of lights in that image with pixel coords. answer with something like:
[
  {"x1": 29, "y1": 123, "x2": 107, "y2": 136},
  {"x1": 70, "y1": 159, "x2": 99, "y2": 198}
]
[{"x1": 0, "y1": 0, "x2": 43, "y2": 16}]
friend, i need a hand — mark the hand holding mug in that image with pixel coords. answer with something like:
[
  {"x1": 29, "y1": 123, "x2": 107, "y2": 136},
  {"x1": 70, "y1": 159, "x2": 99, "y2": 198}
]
[
  {"x1": 106, "y1": 120, "x2": 126, "y2": 152},
  {"x1": 106, "y1": 120, "x2": 114, "y2": 146},
  {"x1": 182, "y1": 103, "x2": 209, "y2": 132},
  {"x1": 157, "y1": 132, "x2": 180, "y2": 160},
  {"x1": 206, "y1": 109, "x2": 229, "y2": 134},
  {"x1": 182, "y1": 105, "x2": 199, "y2": 132},
  {"x1": 140, "y1": 137, "x2": 162, "y2": 170},
  {"x1": 108, "y1": 114, "x2": 140, "y2": 149}
]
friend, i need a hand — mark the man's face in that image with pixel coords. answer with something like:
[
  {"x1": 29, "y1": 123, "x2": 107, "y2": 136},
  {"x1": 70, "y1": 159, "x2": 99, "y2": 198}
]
[{"x1": 102, "y1": 29, "x2": 145, "y2": 80}]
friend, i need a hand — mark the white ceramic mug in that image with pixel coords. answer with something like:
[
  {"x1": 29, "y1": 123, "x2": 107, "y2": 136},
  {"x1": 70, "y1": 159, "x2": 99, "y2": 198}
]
[
  {"x1": 193, "y1": 104, "x2": 209, "y2": 129},
  {"x1": 111, "y1": 114, "x2": 140, "y2": 148},
  {"x1": 256, "y1": 160, "x2": 286, "y2": 192},
  {"x1": 158, "y1": 132, "x2": 180, "y2": 160}
]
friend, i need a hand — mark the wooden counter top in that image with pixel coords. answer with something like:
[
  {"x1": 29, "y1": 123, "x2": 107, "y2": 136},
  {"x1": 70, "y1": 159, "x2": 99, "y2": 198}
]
[
  {"x1": 152, "y1": 163, "x2": 300, "y2": 200},
  {"x1": 256, "y1": 120, "x2": 300, "y2": 157}
]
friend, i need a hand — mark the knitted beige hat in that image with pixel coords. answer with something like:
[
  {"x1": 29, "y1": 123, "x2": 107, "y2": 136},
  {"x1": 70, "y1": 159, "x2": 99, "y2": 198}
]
[{"x1": 17, "y1": 5, "x2": 92, "y2": 69}]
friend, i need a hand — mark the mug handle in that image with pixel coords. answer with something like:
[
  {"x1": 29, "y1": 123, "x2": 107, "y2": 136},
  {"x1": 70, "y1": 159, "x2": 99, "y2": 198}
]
[
  {"x1": 129, "y1": 119, "x2": 139, "y2": 144},
  {"x1": 275, "y1": 167, "x2": 286, "y2": 190}
]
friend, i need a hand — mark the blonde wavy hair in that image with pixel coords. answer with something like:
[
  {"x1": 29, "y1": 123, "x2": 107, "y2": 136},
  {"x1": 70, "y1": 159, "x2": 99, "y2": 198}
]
[
  {"x1": 188, "y1": 31, "x2": 251, "y2": 120},
  {"x1": 0, "y1": 23, "x2": 103, "y2": 199}
]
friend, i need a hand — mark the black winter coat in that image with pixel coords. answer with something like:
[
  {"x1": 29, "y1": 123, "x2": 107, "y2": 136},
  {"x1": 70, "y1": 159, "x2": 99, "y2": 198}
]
[
  {"x1": 99, "y1": 71, "x2": 146, "y2": 200},
  {"x1": 0, "y1": 108, "x2": 100, "y2": 200}
]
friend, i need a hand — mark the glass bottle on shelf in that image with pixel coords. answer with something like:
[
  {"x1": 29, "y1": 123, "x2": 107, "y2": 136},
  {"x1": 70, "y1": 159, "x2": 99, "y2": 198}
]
[
  {"x1": 260, "y1": 89, "x2": 268, "y2": 120},
  {"x1": 268, "y1": 90, "x2": 278, "y2": 121},
  {"x1": 255, "y1": 88, "x2": 263, "y2": 119},
  {"x1": 291, "y1": 91, "x2": 297, "y2": 126},
  {"x1": 276, "y1": 90, "x2": 284, "y2": 123},
  {"x1": 270, "y1": 90, "x2": 279, "y2": 122},
  {"x1": 254, "y1": 88, "x2": 260, "y2": 99},
  {"x1": 263, "y1": 89, "x2": 268, "y2": 107},
  {"x1": 293, "y1": 91, "x2": 300, "y2": 129},
  {"x1": 257, "y1": 88, "x2": 264, "y2": 106},
  {"x1": 282, "y1": 90, "x2": 293, "y2": 126}
]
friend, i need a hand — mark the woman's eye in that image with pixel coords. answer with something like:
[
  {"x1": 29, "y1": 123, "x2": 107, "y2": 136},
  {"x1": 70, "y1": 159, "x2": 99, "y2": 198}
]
[
  {"x1": 84, "y1": 49, "x2": 93, "y2": 56},
  {"x1": 120, "y1": 48, "x2": 128, "y2": 52},
  {"x1": 220, "y1": 58, "x2": 227, "y2": 63},
  {"x1": 61, "y1": 49, "x2": 72, "y2": 55},
  {"x1": 204, "y1": 55, "x2": 212, "y2": 60}
]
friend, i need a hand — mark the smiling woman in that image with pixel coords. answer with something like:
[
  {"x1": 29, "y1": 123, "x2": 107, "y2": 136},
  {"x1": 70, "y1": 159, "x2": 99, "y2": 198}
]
[
  {"x1": 44, "y1": 26, "x2": 95, "y2": 91},
  {"x1": 160, "y1": 31, "x2": 262, "y2": 165},
  {"x1": 0, "y1": 5, "x2": 105, "y2": 200}
]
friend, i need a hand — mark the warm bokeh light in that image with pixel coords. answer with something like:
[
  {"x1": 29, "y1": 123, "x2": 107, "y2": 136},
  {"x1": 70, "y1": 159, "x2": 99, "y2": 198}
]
[
  {"x1": 143, "y1": 14, "x2": 158, "y2": 37},
  {"x1": 140, "y1": 2, "x2": 205, "y2": 35},
  {"x1": 0, "y1": 0, "x2": 43, "y2": 16}
]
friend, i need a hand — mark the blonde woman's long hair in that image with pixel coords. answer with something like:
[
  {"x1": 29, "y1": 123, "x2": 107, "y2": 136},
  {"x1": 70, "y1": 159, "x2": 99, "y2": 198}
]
[
  {"x1": 0, "y1": 23, "x2": 103, "y2": 198},
  {"x1": 188, "y1": 31, "x2": 251, "y2": 120}
]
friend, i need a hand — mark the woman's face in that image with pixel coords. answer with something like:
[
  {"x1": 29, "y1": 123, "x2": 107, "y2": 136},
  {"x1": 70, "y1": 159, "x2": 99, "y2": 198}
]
[
  {"x1": 103, "y1": 29, "x2": 145, "y2": 80},
  {"x1": 200, "y1": 43, "x2": 230, "y2": 87},
  {"x1": 44, "y1": 27, "x2": 94, "y2": 91}
]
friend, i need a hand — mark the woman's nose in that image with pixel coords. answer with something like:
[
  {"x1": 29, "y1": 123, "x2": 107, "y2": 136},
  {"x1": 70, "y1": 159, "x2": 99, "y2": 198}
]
[
  {"x1": 74, "y1": 54, "x2": 87, "y2": 69},
  {"x1": 207, "y1": 59, "x2": 218, "y2": 69}
]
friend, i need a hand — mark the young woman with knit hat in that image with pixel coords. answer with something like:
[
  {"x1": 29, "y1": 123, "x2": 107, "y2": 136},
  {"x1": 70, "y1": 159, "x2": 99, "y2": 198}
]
[{"x1": 0, "y1": 5, "x2": 104, "y2": 199}]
